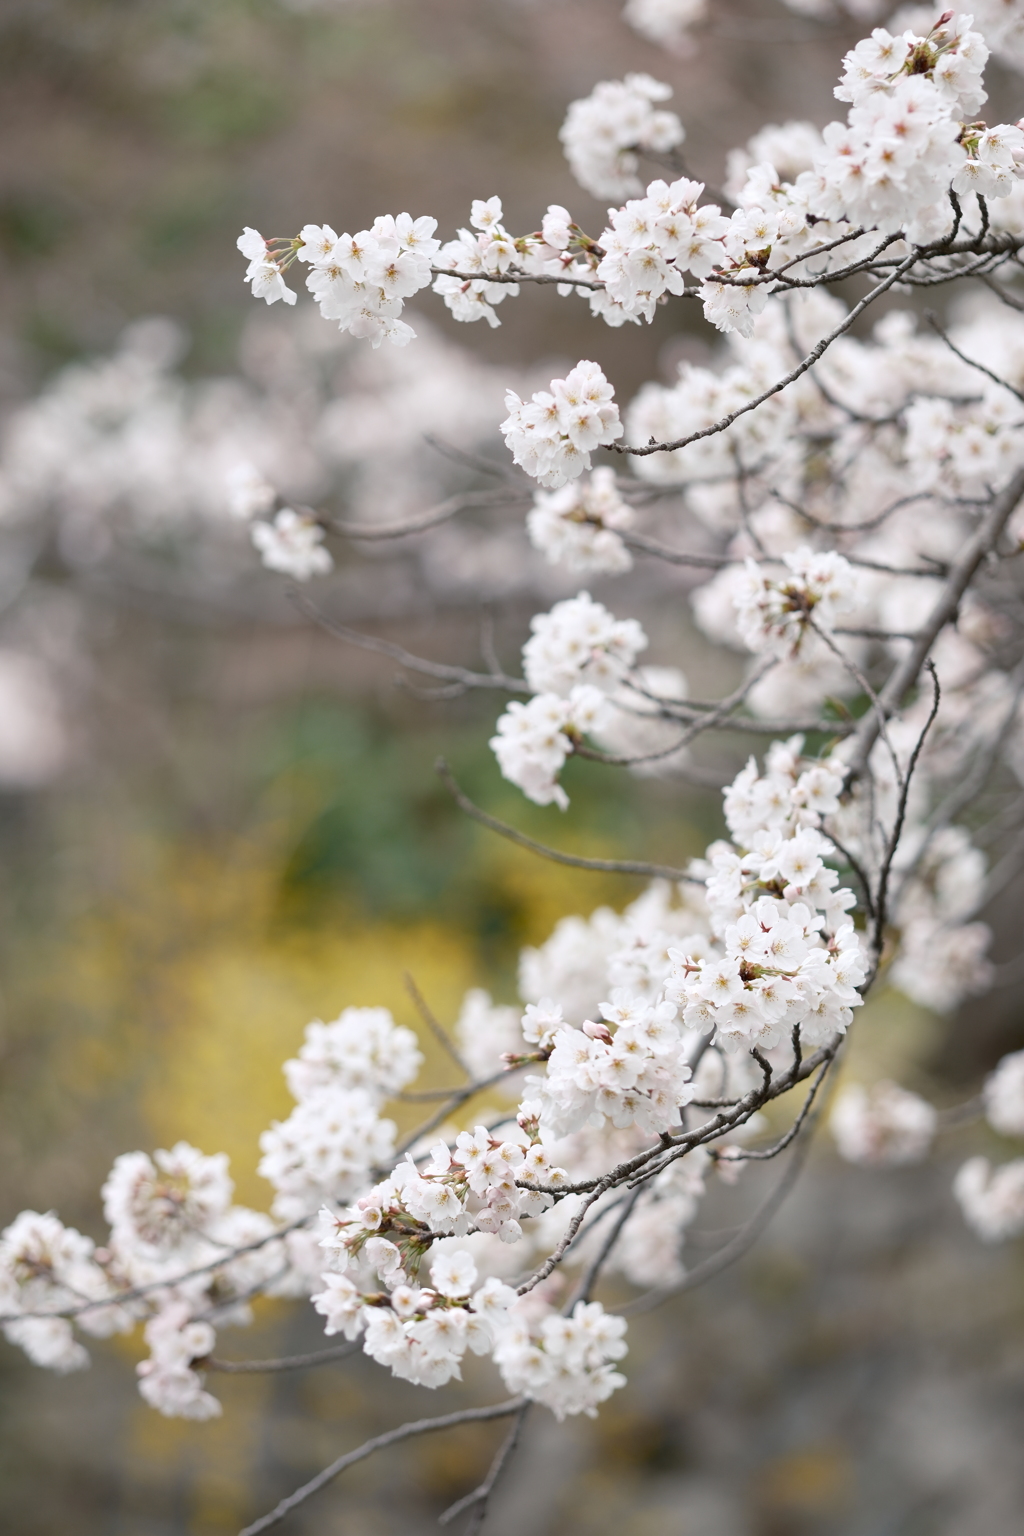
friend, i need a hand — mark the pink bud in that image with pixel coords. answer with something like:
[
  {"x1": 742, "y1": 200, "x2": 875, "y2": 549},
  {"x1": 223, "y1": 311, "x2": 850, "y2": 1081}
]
[{"x1": 582, "y1": 1018, "x2": 613, "y2": 1044}]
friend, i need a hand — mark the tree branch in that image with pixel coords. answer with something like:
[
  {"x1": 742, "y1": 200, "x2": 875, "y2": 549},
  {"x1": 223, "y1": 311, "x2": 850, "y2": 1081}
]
[
  {"x1": 846, "y1": 464, "x2": 1024, "y2": 781},
  {"x1": 435, "y1": 758, "x2": 698, "y2": 882},
  {"x1": 237, "y1": 1398, "x2": 526, "y2": 1536}
]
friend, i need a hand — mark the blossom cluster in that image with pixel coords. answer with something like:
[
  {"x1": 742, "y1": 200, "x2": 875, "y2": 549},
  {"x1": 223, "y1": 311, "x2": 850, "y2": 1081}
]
[
  {"x1": 251, "y1": 507, "x2": 333, "y2": 580},
  {"x1": 830, "y1": 1081, "x2": 938, "y2": 1166},
  {"x1": 319, "y1": 1125, "x2": 564, "y2": 1261},
  {"x1": 10, "y1": 4, "x2": 1024, "y2": 1489},
  {"x1": 667, "y1": 741, "x2": 867, "y2": 1054},
  {"x1": 500, "y1": 362, "x2": 622, "y2": 489},
  {"x1": 241, "y1": 214, "x2": 440, "y2": 347},
  {"x1": 955, "y1": 1048, "x2": 1024, "y2": 1241},
  {"x1": 732, "y1": 548, "x2": 859, "y2": 655},
  {"x1": 522, "y1": 592, "x2": 647, "y2": 696},
  {"x1": 258, "y1": 1008, "x2": 419, "y2": 1218},
  {"x1": 490, "y1": 592, "x2": 668, "y2": 806},
  {"x1": 526, "y1": 467, "x2": 635, "y2": 575},
  {"x1": 313, "y1": 1237, "x2": 627, "y2": 1417},
  {"x1": 0, "y1": 1210, "x2": 127, "y2": 1376},
  {"x1": 432, "y1": 197, "x2": 521, "y2": 328},
  {"x1": 558, "y1": 73, "x2": 685, "y2": 199},
  {"x1": 239, "y1": 26, "x2": 1024, "y2": 359},
  {"x1": 623, "y1": 0, "x2": 708, "y2": 52},
  {"x1": 490, "y1": 686, "x2": 610, "y2": 809},
  {"x1": 522, "y1": 992, "x2": 696, "y2": 1138}
]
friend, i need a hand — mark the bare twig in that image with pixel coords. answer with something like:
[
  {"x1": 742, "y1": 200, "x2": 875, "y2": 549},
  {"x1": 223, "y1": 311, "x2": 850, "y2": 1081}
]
[
  {"x1": 622, "y1": 1119, "x2": 818, "y2": 1316},
  {"x1": 206, "y1": 1341, "x2": 360, "y2": 1374},
  {"x1": 714, "y1": 1057, "x2": 833, "y2": 1163},
  {"x1": 438, "y1": 1404, "x2": 532, "y2": 1529},
  {"x1": 570, "y1": 1187, "x2": 644, "y2": 1307},
  {"x1": 431, "y1": 264, "x2": 607, "y2": 291},
  {"x1": 807, "y1": 616, "x2": 905, "y2": 789},
  {"x1": 237, "y1": 1398, "x2": 526, "y2": 1536},
  {"x1": 620, "y1": 530, "x2": 731, "y2": 569},
  {"x1": 617, "y1": 250, "x2": 920, "y2": 459},
  {"x1": 423, "y1": 435, "x2": 520, "y2": 482},
  {"x1": 295, "y1": 599, "x2": 528, "y2": 694},
  {"x1": 325, "y1": 488, "x2": 529, "y2": 541},
  {"x1": 435, "y1": 758, "x2": 698, "y2": 883},
  {"x1": 391, "y1": 1065, "x2": 521, "y2": 1161},
  {"x1": 404, "y1": 972, "x2": 469, "y2": 1076},
  {"x1": 846, "y1": 464, "x2": 1024, "y2": 780},
  {"x1": 873, "y1": 661, "x2": 941, "y2": 960},
  {"x1": 924, "y1": 310, "x2": 1024, "y2": 405}
]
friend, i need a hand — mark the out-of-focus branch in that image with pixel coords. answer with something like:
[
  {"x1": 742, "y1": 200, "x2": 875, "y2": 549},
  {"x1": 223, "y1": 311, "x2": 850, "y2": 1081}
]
[
  {"x1": 435, "y1": 758, "x2": 698, "y2": 882},
  {"x1": 622, "y1": 1121, "x2": 818, "y2": 1316},
  {"x1": 295, "y1": 599, "x2": 530, "y2": 694},
  {"x1": 924, "y1": 310, "x2": 1024, "y2": 405},
  {"x1": 206, "y1": 1342, "x2": 360, "y2": 1374},
  {"x1": 0, "y1": 1218, "x2": 310, "y2": 1326},
  {"x1": 325, "y1": 487, "x2": 530, "y2": 541},
  {"x1": 872, "y1": 662, "x2": 941, "y2": 962},
  {"x1": 404, "y1": 972, "x2": 469, "y2": 1076},
  {"x1": 437, "y1": 1404, "x2": 532, "y2": 1531},
  {"x1": 237, "y1": 1398, "x2": 527, "y2": 1536},
  {"x1": 846, "y1": 463, "x2": 1024, "y2": 780}
]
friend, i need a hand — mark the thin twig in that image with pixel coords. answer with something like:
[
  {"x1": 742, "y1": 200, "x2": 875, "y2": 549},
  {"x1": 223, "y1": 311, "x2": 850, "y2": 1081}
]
[
  {"x1": 622, "y1": 1121, "x2": 818, "y2": 1316},
  {"x1": 846, "y1": 463, "x2": 1024, "y2": 779},
  {"x1": 295, "y1": 599, "x2": 528, "y2": 694},
  {"x1": 807, "y1": 616, "x2": 904, "y2": 790},
  {"x1": 206, "y1": 1341, "x2": 360, "y2": 1374},
  {"x1": 438, "y1": 1404, "x2": 532, "y2": 1529},
  {"x1": 237, "y1": 1398, "x2": 526, "y2": 1536},
  {"x1": 404, "y1": 972, "x2": 469, "y2": 1076},
  {"x1": 435, "y1": 758, "x2": 698, "y2": 883},
  {"x1": 873, "y1": 661, "x2": 941, "y2": 960},
  {"x1": 422, "y1": 435, "x2": 520, "y2": 482},
  {"x1": 325, "y1": 488, "x2": 529, "y2": 541},
  {"x1": 570, "y1": 1187, "x2": 644, "y2": 1306},
  {"x1": 617, "y1": 250, "x2": 921, "y2": 459},
  {"x1": 924, "y1": 311, "x2": 1024, "y2": 405},
  {"x1": 391, "y1": 1065, "x2": 521, "y2": 1160},
  {"x1": 715, "y1": 1057, "x2": 833, "y2": 1163}
]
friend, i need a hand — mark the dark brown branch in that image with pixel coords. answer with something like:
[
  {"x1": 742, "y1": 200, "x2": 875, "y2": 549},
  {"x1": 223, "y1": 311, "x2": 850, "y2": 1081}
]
[
  {"x1": 435, "y1": 758, "x2": 697, "y2": 882},
  {"x1": 616, "y1": 250, "x2": 920, "y2": 459},
  {"x1": 622, "y1": 1119, "x2": 817, "y2": 1316}
]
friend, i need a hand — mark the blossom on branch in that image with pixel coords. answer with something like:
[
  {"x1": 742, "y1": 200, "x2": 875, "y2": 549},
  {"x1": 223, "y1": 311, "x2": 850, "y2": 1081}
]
[{"x1": 501, "y1": 362, "x2": 622, "y2": 489}]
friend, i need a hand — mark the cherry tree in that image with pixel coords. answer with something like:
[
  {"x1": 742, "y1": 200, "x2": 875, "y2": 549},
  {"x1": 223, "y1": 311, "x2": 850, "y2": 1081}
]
[{"x1": 6, "y1": 8, "x2": 1024, "y2": 1533}]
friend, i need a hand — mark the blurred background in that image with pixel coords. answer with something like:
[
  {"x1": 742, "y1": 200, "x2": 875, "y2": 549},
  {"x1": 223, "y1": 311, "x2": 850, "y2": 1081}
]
[{"x1": 1, "y1": 1, "x2": 1023, "y2": 1532}]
